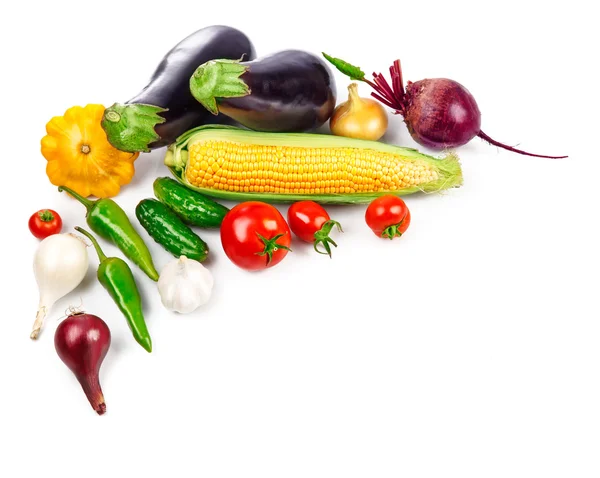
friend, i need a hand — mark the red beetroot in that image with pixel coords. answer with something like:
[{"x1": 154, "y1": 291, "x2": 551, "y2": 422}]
[
  {"x1": 323, "y1": 54, "x2": 567, "y2": 158},
  {"x1": 55, "y1": 312, "x2": 111, "y2": 415},
  {"x1": 404, "y1": 78, "x2": 481, "y2": 149}
]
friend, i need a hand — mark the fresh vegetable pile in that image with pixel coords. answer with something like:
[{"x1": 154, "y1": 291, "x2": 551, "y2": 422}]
[{"x1": 31, "y1": 25, "x2": 567, "y2": 415}]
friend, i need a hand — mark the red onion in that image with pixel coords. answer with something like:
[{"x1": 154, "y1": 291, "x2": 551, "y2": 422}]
[
  {"x1": 55, "y1": 312, "x2": 111, "y2": 415},
  {"x1": 323, "y1": 55, "x2": 567, "y2": 159}
]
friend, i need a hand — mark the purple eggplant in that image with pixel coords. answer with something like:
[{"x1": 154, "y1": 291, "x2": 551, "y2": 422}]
[
  {"x1": 189, "y1": 50, "x2": 336, "y2": 132},
  {"x1": 101, "y1": 26, "x2": 255, "y2": 153}
]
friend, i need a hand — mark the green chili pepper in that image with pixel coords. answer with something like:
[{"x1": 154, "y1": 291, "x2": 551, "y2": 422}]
[
  {"x1": 59, "y1": 186, "x2": 159, "y2": 281},
  {"x1": 75, "y1": 227, "x2": 152, "y2": 353}
]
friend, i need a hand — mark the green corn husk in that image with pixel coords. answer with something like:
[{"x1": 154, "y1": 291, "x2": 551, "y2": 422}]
[{"x1": 165, "y1": 125, "x2": 462, "y2": 204}]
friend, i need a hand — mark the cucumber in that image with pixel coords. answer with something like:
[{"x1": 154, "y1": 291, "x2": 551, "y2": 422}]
[
  {"x1": 135, "y1": 199, "x2": 208, "y2": 262},
  {"x1": 153, "y1": 177, "x2": 229, "y2": 228}
]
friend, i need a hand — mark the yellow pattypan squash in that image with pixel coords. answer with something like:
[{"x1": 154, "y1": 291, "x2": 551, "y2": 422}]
[{"x1": 41, "y1": 104, "x2": 139, "y2": 198}]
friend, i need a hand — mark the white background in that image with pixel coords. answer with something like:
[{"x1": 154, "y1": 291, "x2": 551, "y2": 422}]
[{"x1": 1, "y1": 1, "x2": 597, "y2": 476}]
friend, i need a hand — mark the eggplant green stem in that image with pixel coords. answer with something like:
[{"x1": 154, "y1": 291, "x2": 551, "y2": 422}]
[
  {"x1": 189, "y1": 58, "x2": 250, "y2": 115},
  {"x1": 313, "y1": 220, "x2": 343, "y2": 258},
  {"x1": 58, "y1": 186, "x2": 94, "y2": 212},
  {"x1": 75, "y1": 227, "x2": 107, "y2": 262},
  {"x1": 101, "y1": 103, "x2": 167, "y2": 153},
  {"x1": 255, "y1": 232, "x2": 292, "y2": 265}
]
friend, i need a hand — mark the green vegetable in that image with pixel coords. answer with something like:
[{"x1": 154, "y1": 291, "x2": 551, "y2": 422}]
[
  {"x1": 135, "y1": 199, "x2": 209, "y2": 262},
  {"x1": 75, "y1": 227, "x2": 152, "y2": 353},
  {"x1": 59, "y1": 186, "x2": 159, "y2": 281},
  {"x1": 321, "y1": 53, "x2": 366, "y2": 81},
  {"x1": 153, "y1": 177, "x2": 229, "y2": 228}
]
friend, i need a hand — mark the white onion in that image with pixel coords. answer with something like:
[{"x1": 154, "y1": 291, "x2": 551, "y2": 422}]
[{"x1": 30, "y1": 233, "x2": 89, "y2": 339}]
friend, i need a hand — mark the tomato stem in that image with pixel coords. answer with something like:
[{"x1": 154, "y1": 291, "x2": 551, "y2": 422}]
[
  {"x1": 39, "y1": 209, "x2": 55, "y2": 222},
  {"x1": 313, "y1": 220, "x2": 343, "y2": 258},
  {"x1": 381, "y1": 222, "x2": 404, "y2": 240},
  {"x1": 255, "y1": 232, "x2": 292, "y2": 264}
]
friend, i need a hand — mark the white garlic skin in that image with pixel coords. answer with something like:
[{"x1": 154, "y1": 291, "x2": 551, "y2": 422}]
[{"x1": 157, "y1": 256, "x2": 214, "y2": 314}]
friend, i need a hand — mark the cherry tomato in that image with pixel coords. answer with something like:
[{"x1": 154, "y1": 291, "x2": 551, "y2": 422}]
[
  {"x1": 365, "y1": 195, "x2": 411, "y2": 239},
  {"x1": 220, "y1": 201, "x2": 292, "y2": 271},
  {"x1": 28, "y1": 209, "x2": 63, "y2": 239},
  {"x1": 287, "y1": 201, "x2": 342, "y2": 257}
]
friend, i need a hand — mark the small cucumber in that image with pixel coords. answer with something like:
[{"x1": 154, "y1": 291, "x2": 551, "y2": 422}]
[
  {"x1": 135, "y1": 199, "x2": 208, "y2": 262},
  {"x1": 153, "y1": 177, "x2": 229, "y2": 228}
]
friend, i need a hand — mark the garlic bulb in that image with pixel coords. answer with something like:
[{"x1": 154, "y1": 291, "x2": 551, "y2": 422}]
[{"x1": 157, "y1": 256, "x2": 214, "y2": 314}]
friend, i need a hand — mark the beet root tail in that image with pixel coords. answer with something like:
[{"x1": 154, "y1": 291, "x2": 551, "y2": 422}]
[{"x1": 477, "y1": 131, "x2": 567, "y2": 159}]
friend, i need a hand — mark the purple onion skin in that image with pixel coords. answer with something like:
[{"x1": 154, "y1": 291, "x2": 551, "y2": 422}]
[
  {"x1": 55, "y1": 313, "x2": 111, "y2": 415},
  {"x1": 404, "y1": 79, "x2": 481, "y2": 150}
]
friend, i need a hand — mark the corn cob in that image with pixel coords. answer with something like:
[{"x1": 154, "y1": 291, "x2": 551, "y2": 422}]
[{"x1": 165, "y1": 125, "x2": 462, "y2": 204}]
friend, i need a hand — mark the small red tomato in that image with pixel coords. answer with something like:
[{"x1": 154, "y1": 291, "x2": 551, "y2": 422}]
[
  {"x1": 287, "y1": 201, "x2": 342, "y2": 257},
  {"x1": 220, "y1": 201, "x2": 292, "y2": 271},
  {"x1": 28, "y1": 209, "x2": 63, "y2": 239},
  {"x1": 365, "y1": 195, "x2": 411, "y2": 239}
]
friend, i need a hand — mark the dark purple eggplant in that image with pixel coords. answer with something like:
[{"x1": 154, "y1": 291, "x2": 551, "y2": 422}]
[
  {"x1": 101, "y1": 26, "x2": 255, "y2": 153},
  {"x1": 189, "y1": 50, "x2": 336, "y2": 132}
]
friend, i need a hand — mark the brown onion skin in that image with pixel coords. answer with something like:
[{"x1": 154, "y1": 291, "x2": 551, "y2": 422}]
[
  {"x1": 55, "y1": 313, "x2": 111, "y2": 415},
  {"x1": 330, "y1": 83, "x2": 388, "y2": 141},
  {"x1": 404, "y1": 79, "x2": 481, "y2": 149}
]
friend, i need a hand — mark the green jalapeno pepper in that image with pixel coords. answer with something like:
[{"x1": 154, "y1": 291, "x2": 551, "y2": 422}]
[
  {"x1": 75, "y1": 227, "x2": 152, "y2": 353},
  {"x1": 59, "y1": 186, "x2": 159, "y2": 281}
]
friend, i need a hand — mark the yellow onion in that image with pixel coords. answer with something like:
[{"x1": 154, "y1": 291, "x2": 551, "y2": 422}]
[{"x1": 329, "y1": 83, "x2": 388, "y2": 141}]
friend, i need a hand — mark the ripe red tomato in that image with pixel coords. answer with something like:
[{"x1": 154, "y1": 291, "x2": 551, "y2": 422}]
[
  {"x1": 220, "y1": 201, "x2": 292, "y2": 271},
  {"x1": 28, "y1": 209, "x2": 63, "y2": 239},
  {"x1": 287, "y1": 201, "x2": 342, "y2": 257},
  {"x1": 365, "y1": 195, "x2": 411, "y2": 239}
]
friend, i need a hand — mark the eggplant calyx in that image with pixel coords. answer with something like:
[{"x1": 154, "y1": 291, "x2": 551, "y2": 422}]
[
  {"x1": 190, "y1": 59, "x2": 250, "y2": 115},
  {"x1": 101, "y1": 103, "x2": 167, "y2": 153}
]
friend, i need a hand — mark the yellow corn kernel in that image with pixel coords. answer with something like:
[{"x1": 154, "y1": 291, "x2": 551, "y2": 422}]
[{"x1": 185, "y1": 140, "x2": 440, "y2": 195}]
